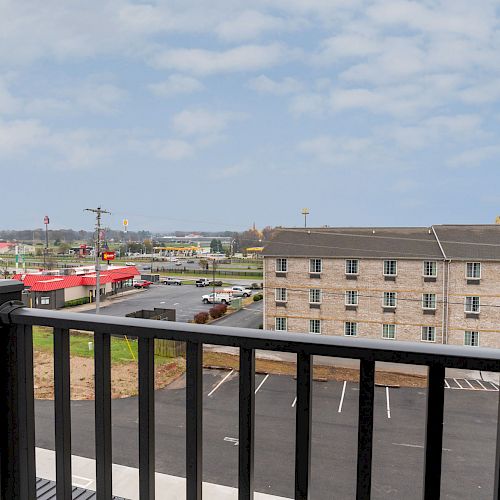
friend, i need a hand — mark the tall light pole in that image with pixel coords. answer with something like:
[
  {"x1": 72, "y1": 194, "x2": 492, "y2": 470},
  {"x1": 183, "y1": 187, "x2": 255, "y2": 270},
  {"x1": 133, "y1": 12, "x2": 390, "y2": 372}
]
[
  {"x1": 43, "y1": 215, "x2": 49, "y2": 269},
  {"x1": 301, "y1": 208, "x2": 310, "y2": 228},
  {"x1": 85, "y1": 206, "x2": 111, "y2": 314}
]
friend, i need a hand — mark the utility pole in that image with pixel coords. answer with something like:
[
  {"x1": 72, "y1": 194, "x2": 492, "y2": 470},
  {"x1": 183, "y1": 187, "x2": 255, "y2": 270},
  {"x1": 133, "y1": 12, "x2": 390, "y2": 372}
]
[
  {"x1": 301, "y1": 208, "x2": 310, "y2": 228},
  {"x1": 43, "y1": 215, "x2": 49, "y2": 269},
  {"x1": 85, "y1": 206, "x2": 111, "y2": 314}
]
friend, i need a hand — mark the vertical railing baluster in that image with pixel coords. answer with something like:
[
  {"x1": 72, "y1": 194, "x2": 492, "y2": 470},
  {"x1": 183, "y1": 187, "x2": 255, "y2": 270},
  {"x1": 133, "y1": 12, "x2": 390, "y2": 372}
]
[
  {"x1": 356, "y1": 360, "x2": 375, "y2": 500},
  {"x1": 295, "y1": 352, "x2": 312, "y2": 500},
  {"x1": 94, "y1": 331, "x2": 112, "y2": 500},
  {"x1": 139, "y1": 336, "x2": 155, "y2": 500},
  {"x1": 53, "y1": 328, "x2": 72, "y2": 500},
  {"x1": 186, "y1": 341, "x2": 203, "y2": 500},
  {"x1": 423, "y1": 365, "x2": 445, "y2": 500},
  {"x1": 239, "y1": 347, "x2": 255, "y2": 500}
]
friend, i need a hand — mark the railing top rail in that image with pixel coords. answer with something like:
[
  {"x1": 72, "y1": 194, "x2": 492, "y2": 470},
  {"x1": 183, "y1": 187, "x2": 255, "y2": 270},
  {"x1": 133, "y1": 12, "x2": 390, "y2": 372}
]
[{"x1": 2, "y1": 306, "x2": 500, "y2": 371}]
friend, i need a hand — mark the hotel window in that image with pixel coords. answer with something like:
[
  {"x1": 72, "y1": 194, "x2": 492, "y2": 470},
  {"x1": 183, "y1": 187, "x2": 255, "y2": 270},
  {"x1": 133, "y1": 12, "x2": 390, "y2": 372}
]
[
  {"x1": 309, "y1": 289, "x2": 322, "y2": 304},
  {"x1": 345, "y1": 290, "x2": 359, "y2": 306},
  {"x1": 310, "y1": 258, "x2": 322, "y2": 273},
  {"x1": 423, "y1": 261, "x2": 437, "y2": 277},
  {"x1": 422, "y1": 293, "x2": 436, "y2": 310},
  {"x1": 276, "y1": 258, "x2": 288, "y2": 272},
  {"x1": 382, "y1": 324, "x2": 396, "y2": 339},
  {"x1": 275, "y1": 288, "x2": 287, "y2": 302},
  {"x1": 465, "y1": 296, "x2": 480, "y2": 313},
  {"x1": 383, "y1": 260, "x2": 397, "y2": 276},
  {"x1": 344, "y1": 322, "x2": 358, "y2": 336},
  {"x1": 275, "y1": 317, "x2": 287, "y2": 331},
  {"x1": 466, "y1": 262, "x2": 481, "y2": 279},
  {"x1": 383, "y1": 292, "x2": 397, "y2": 308},
  {"x1": 345, "y1": 259, "x2": 359, "y2": 275},
  {"x1": 309, "y1": 319, "x2": 321, "y2": 334},
  {"x1": 464, "y1": 331, "x2": 479, "y2": 346},
  {"x1": 421, "y1": 326, "x2": 436, "y2": 342}
]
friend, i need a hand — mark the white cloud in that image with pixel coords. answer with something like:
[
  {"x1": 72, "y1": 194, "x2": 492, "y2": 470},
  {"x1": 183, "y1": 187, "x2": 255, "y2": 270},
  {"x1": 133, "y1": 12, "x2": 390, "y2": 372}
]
[
  {"x1": 289, "y1": 93, "x2": 326, "y2": 116},
  {"x1": 152, "y1": 44, "x2": 291, "y2": 75},
  {"x1": 152, "y1": 139, "x2": 194, "y2": 160},
  {"x1": 248, "y1": 75, "x2": 302, "y2": 95},
  {"x1": 448, "y1": 145, "x2": 500, "y2": 168},
  {"x1": 148, "y1": 74, "x2": 204, "y2": 97},
  {"x1": 171, "y1": 109, "x2": 243, "y2": 137}
]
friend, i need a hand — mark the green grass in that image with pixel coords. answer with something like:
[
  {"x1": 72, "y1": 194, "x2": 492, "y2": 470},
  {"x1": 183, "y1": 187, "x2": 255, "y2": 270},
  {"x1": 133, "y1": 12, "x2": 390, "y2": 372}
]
[{"x1": 33, "y1": 326, "x2": 173, "y2": 364}]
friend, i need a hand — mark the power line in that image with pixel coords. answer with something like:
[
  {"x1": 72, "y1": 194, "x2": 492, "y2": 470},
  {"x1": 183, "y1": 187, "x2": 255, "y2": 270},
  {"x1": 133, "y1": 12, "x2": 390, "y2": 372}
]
[{"x1": 85, "y1": 206, "x2": 111, "y2": 314}]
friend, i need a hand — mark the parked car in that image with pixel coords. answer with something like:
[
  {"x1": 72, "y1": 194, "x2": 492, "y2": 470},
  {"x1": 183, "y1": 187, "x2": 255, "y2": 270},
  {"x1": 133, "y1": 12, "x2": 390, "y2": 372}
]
[
  {"x1": 210, "y1": 280, "x2": 223, "y2": 287},
  {"x1": 227, "y1": 286, "x2": 253, "y2": 297},
  {"x1": 133, "y1": 280, "x2": 152, "y2": 288},
  {"x1": 202, "y1": 292, "x2": 232, "y2": 305},
  {"x1": 187, "y1": 260, "x2": 195, "y2": 264},
  {"x1": 175, "y1": 262, "x2": 183, "y2": 266},
  {"x1": 125, "y1": 262, "x2": 135, "y2": 266},
  {"x1": 161, "y1": 277, "x2": 182, "y2": 285},
  {"x1": 196, "y1": 278, "x2": 211, "y2": 287}
]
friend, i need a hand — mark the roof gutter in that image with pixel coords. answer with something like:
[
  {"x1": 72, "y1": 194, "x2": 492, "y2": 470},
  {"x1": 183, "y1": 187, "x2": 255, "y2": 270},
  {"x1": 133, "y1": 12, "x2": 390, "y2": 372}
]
[{"x1": 431, "y1": 226, "x2": 450, "y2": 345}]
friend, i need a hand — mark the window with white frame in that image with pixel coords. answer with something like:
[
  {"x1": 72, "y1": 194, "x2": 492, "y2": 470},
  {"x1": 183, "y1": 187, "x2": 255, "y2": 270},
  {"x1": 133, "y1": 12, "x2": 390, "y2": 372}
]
[
  {"x1": 310, "y1": 258, "x2": 322, "y2": 273},
  {"x1": 464, "y1": 331, "x2": 479, "y2": 346},
  {"x1": 344, "y1": 322, "x2": 357, "y2": 336},
  {"x1": 309, "y1": 289, "x2": 322, "y2": 304},
  {"x1": 275, "y1": 288, "x2": 287, "y2": 302},
  {"x1": 275, "y1": 317, "x2": 287, "y2": 331},
  {"x1": 465, "y1": 296, "x2": 480, "y2": 313},
  {"x1": 345, "y1": 259, "x2": 359, "y2": 275},
  {"x1": 40, "y1": 296, "x2": 50, "y2": 305},
  {"x1": 345, "y1": 290, "x2": 359, "y2": 306},
  {"x1": 276, "y1": 258, "x2": 288, "y2": 272},
  {"x1": 309, "y1": 319, "x2": 321, "y2": 334},
  {"x1": 466, "y1": 262, "x2": 481, "y2": 279},
  {"x1": 421, "y1": 326, "x2": 436, "y2": 342},
  {"x1": 382, "y1": 324, "x2": 396, "y2": 339},
  {"x1": 423, "y1": 261, "x2": 437, "y2": 277},
  {"x1": 383, "y1": 260, "x2": 397, "y2": 276},
  {"x1": 422, "y1": 293, "x2": 437, "y2": 310},
  {"x1": 383, "y1": 292, "x2": 397, "y2": 308}
]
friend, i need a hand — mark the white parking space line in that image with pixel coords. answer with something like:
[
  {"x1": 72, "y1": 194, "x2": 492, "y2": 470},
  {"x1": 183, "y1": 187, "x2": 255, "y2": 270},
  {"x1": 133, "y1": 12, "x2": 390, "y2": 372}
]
[
  {"x1": 338, "y1": 381, "x2": 347, "y2": 413},
  {"x1": 292, "y1": 397, "x2": 297, "y2": 408},
  {"x1": 476, "y1": 379, "x2": 488, "y2": 390},
  {"x1": 224, "y1": 437, "x2": 239, "y2": 446},
  {"x1": 386, "y1": 387, "x2": 391, "y2": 419},
  {"x1": 207, "y1": 370, "x2": 234, "y2": 397},
  {"x1": 72, "y1": 474, "x2": 93, "y2": 488},
  {"x1": 255, "y1": 374, "x2": 270, "y2": 394},
  {"x1": 392, "y1": 443, "x2": 451, "y2": 452},
  {"x1": 444, "y1": 379, "x2": 450, "y2": 388},
  {"x1": 490, "y1": 381, "x2": 499, "y2": 390},
  {"x1": 464, "y1": 379, "x2": 475, "y2": 389},
  {"x1": 454, "y1": 378, "x2": 464, "y2": 389},
  {"x1": 173, "y1": 302, "x2": 179, "y2": 306}
]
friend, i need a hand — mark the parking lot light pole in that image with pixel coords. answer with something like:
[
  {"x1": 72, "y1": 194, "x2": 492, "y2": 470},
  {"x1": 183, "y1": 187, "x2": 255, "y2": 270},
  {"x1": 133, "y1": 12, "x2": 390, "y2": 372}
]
[{"x1": 212, "y1": 260, "x2": 216, "y2": 297}]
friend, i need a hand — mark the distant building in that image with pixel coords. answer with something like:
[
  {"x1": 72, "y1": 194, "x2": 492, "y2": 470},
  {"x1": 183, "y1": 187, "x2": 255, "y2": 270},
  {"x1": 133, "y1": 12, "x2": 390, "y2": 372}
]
[
  {"x1": 263, "y1": 225, "x2": 500, "y2": 348},
  {"x1": 13, "y1": 265, "x2": 140, "y2": 309}
]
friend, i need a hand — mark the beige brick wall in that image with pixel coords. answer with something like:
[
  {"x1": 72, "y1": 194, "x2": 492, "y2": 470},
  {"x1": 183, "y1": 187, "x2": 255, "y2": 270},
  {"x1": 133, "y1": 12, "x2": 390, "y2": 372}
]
[{"x1": 265, "y1": 256, "x2": 447, "y2": 344}]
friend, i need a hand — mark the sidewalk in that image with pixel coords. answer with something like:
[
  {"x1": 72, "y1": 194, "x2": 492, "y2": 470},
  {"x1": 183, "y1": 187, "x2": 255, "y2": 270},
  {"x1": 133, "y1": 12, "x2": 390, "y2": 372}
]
[
  {"x1": 66, "y1": 288, "x2": 146, "y2": 313},
  {"x1": 36, "y1": 448, "x2": 291, "y2": 500}
]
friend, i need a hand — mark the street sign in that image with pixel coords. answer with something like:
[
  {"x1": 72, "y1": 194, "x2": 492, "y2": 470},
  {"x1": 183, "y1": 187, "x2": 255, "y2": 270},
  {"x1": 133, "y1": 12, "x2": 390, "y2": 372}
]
[
  {"x1": 123, "y1": 219, "x2": 128, "y2": 227},
  {"x1": 102, "y1": 251, "x2": 116, "y2": 261}
]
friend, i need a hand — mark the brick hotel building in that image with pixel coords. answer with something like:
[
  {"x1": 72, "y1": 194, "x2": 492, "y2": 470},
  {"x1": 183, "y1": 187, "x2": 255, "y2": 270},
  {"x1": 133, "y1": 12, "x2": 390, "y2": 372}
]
[{"x1": 263, "y1": 225, "x2": 500, "y2": 348}]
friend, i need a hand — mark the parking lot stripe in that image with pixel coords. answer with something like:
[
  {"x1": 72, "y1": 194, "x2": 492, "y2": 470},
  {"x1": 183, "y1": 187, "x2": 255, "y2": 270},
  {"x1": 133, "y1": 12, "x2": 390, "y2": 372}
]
[
  {"x1": 292, "y1": 397, "x2": 297, "y2": 408},
  {"x1": 207, "y1": 370, "x2": 234, "y2": 397},
  {"x1": 463, "y1": 379, "x2": 475, "y2": 389},
  {"x1": 338, "y1": 381, "x2": 347, "y2": 413},
  {"x1": 444, "y1": 379, "x2": 450, "y2": 389},
  {"x1": 392, "y1": 443, "x2": 451, "y2": 452},
  {"x1": 490, "y1": 381, "x2": 499, "y2": 390},
  {"x1": 255, "y1": 374, "x2": 269, "y2": 394},
  {"x1": 386, "y1": 387, "x2": 391, "y2": 419},
  {"x1": 454, "y1": 378, "x2": 464, "y2": 389},
  {"x1": 476, "y1": 380, "x2": 488, "y2": 390}
]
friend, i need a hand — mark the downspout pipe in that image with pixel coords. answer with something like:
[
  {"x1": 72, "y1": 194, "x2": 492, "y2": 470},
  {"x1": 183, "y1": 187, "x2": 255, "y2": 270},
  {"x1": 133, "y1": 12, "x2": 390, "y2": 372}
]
[{"x1": 431, "y1": 226, "x2": 449, "y2": 344}]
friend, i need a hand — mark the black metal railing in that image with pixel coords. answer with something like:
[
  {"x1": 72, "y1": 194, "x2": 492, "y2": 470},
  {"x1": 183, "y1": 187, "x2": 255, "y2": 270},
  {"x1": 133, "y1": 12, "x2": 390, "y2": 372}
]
[{"x1": 1, "y1": 280, "x2": 500, "y2": 500}]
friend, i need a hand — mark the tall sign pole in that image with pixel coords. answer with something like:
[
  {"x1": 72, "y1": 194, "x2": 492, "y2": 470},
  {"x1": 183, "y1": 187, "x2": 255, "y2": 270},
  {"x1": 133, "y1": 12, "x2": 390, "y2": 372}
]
[
  {"x1": 301, "y1": 208, "x2": 309, "y2": 228},
  {"x1": 43, "y1": 215, "x2": 50, "y2": 269},
  {"x1": 85, "y1": 207, "x2": 111, "y2": 314}
]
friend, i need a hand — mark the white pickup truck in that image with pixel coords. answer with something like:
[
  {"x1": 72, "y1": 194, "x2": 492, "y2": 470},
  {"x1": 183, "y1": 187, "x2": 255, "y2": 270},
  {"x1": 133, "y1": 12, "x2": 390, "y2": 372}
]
[
  {"x1": 202, "y1": 292, "x2": 232, "y2": 305},
  {"x1": 226, "y1": 286, "x2": 252, "y2": 297},
  {"x1": 195, "y1": 278, "x2": 211, "y2": 287},
  {"x1": 161, "y1": 277, "x2": 182, "y2": 285}
]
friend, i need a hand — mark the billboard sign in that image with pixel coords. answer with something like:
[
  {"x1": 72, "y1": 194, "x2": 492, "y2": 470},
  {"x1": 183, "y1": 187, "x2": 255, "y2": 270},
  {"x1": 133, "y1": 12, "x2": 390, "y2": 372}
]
[{"x1": 102, "y1": 251, "x2": 116, "y2": 261}]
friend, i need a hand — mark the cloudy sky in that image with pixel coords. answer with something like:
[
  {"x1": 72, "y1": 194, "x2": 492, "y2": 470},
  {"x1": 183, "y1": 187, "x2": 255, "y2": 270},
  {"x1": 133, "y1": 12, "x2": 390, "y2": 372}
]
[{"x1": 1, "y1": 0, "x2": 500, "y2": 232}]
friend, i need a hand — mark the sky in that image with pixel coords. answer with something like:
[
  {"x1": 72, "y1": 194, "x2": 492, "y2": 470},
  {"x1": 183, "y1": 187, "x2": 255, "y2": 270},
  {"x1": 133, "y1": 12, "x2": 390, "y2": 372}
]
[{"x1": 1, "y1": 0, "x2": 500, "y2": 233}]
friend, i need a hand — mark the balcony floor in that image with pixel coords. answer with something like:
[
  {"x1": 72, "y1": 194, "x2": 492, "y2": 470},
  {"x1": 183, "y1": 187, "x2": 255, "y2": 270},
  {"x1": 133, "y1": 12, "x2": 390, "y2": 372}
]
[{"x1": 36, "y1": 477, "x2": 127, "y2": 500}]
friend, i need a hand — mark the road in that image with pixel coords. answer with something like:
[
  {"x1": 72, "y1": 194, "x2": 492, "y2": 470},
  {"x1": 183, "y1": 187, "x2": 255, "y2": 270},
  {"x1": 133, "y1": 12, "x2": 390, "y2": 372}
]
[
  {"x1": 34, "y1": 370, "x2": 499, "y2": 499},
  {"x1": 212, "y1": 300, "x2": 263, "y2": 329}
]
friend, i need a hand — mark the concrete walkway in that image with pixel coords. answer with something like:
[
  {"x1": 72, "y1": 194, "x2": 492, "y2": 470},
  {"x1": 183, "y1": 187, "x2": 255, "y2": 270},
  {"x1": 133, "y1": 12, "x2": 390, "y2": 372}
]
[{"x1": 36, "y1": 448, "x2": 291, "y2": 500}]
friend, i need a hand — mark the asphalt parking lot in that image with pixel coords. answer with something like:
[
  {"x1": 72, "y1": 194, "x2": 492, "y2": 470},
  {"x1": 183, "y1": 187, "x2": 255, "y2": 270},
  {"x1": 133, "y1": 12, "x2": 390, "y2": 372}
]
[{"x1": 34, "y1": 368, "x2": 499, "y2": 499}]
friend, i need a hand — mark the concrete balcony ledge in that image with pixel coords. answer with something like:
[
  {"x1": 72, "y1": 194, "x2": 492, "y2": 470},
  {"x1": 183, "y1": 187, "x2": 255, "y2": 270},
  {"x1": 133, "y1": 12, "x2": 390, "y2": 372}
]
[{"x1": 36, "y1": 448, "x2": 292, "y2": 500}]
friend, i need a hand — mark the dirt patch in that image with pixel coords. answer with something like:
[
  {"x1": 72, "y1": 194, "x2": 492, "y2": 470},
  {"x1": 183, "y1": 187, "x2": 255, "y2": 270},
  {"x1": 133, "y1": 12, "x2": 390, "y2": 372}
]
[
  {"x1": 203, "y1": 352, "x2": 427, "y2": 388},
  {"x1": 33, "y1": 351, "x2": 186, "y2": 400}
]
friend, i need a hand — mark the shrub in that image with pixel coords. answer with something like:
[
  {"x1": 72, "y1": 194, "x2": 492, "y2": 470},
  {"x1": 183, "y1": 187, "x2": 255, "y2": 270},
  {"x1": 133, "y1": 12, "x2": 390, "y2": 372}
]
[
  {"x1": 252, "y1": 293, "x2": 263, "y2": 302},
  {"x1": 193, "y1": 312, "x2": 209, "y2": 324},
  {"x1": 64, "y1": 296, "x2": 91, "y2": 307},
  {"x1": 209, "y1": 303, "x2": 227, "y2": 319}
]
